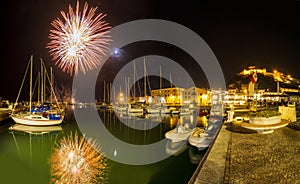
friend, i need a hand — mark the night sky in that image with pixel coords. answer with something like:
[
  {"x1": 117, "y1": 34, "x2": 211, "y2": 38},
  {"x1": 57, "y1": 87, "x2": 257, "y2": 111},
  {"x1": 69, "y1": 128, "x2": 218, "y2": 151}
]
[{"x1": 2, "y1": 0, "x2": 300, "y2": 101}]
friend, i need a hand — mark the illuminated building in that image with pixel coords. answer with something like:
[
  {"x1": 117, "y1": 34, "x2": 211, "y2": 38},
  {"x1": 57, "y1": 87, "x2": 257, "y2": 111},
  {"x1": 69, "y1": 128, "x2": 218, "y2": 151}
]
[
  {"x1": 182, "y1": 87, "x2": 210, "y2": 106},
  {"x1": 151, "y1": 87, "x2": 185, "y2": 105}
]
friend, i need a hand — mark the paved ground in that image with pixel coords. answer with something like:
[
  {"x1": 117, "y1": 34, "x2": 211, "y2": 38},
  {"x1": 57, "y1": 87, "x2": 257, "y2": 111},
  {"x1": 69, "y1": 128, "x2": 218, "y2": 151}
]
[{"x1": 191, "y1": 120, "x2": 300, "y2": 184}]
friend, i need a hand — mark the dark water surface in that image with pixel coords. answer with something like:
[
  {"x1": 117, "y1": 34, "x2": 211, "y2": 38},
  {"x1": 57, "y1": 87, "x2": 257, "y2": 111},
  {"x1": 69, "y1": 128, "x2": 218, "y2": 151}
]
[{"x1": 0, "y1": 106, "x2": 206, "y2": 184}]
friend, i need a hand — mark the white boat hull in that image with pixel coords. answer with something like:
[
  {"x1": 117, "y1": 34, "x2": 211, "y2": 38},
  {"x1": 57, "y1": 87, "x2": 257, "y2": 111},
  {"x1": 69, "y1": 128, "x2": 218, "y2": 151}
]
[
  {"x1": 188, "y1": 136, "x2": 211, "y2": 150},
  {"x1": 165, "y1": 139, "x2": 188, "y2": 156},
  {"x1": 11, "y1": 115, "x2": 63, "y2": 126},
  {"x1": 165, "y1": 127, "x2": 195, "y2": 143}
]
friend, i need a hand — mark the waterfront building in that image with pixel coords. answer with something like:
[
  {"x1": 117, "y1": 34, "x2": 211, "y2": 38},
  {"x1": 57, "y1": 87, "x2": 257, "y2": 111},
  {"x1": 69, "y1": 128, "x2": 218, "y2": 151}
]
[
  {"x1": 224, "y1": 89, "x2": 248, "y2": 107},
  {"x1": 151, "y1": 87, "x2": 185, "y2": 105},
  {"x1": 113, "y1": 66, "x2": 300, "y2": 109},
  {"x1": 150, "y1": 87, "x2": 210, "y2": 106},
  {"x1": 182, "y1": 87, "x2": 210, "y2": 106}
]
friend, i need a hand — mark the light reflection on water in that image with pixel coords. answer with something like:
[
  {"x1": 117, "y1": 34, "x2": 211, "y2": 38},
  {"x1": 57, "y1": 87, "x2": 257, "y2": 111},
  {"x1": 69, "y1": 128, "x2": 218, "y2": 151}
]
[{"x1": 0, "y1": 106, "x2": 207, "y2": 184}]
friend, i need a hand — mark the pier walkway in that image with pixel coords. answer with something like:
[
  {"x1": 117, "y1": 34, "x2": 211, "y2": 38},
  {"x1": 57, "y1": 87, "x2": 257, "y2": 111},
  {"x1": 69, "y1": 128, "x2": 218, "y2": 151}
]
[
  {"x1": 0, "y1": 109, "x2": 11, "y2": 121},
  {"x1": 189, "y1": 120, "x2": 300, "y2": 184}
]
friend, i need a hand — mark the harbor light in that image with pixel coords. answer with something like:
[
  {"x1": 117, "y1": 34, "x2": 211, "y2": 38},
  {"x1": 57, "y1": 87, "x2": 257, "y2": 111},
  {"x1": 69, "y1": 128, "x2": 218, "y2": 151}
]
[
  {"x1": 160, "y1": 97, "x2": 166, "y2": 103},
  {"x1": 119, "y1": 93, "x2": 124, "y2": 103},
  {"x1": 148, "y1": 96, "x2": 152, "y2": 103}
]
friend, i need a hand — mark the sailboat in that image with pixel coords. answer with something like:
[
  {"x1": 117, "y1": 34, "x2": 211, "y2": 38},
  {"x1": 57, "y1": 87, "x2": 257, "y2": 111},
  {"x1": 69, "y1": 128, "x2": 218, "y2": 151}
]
[
  {"x1": 11, "y1": 55, "x2": 64, "y2": 126},
  {"x1": 96, "y1": 80, "x2": 113, "y2": 110}
]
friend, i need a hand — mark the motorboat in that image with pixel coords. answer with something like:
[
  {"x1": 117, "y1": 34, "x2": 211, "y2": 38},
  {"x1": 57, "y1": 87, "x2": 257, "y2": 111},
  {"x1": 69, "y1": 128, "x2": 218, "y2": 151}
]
[
  {"x1": 188, "y1": 127, "x2": 210, "y2": 151},
  {"x1": 165, "y1": 123, "x2": 195, "y2": 143},
  {"x1": 165, "y1": 139, "x2": 188, "y2": 156}
]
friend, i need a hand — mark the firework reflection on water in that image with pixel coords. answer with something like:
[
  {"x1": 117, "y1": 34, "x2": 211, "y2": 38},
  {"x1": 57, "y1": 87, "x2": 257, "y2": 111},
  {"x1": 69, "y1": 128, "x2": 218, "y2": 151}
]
[{"x1": 49, "y1": 132, "x2": 109, "y2": 184}]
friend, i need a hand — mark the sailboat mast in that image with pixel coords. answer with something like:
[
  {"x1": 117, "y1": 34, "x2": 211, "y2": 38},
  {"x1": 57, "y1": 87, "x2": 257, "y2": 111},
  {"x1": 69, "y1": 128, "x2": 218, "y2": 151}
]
[
  {"x1": 119, "y1": 85, "x2": 122, "y2": 104},
  {"x1": 160, "y1": 65, "x2": 162, "y2": 90},
  {"x1": 44, "y1": 68, "x2": 46, "y2": 103},
  {"x1": 169, "y1": 73, "x2": 172, "y2": 88},
  {"x1": 107, "y1": 82, "x2": 110, "y2": 104},
  {"x1": 40, "y1": 59, "x2": 44, "y2": 104},
  {"x1": 110, "y1": 83, "x2": 112, "y2": 104},
  {"x1": 125, "y1": 78, "x2": 127, "y2": 103},
  {"x1": 160, "y1": 65, "x2": 162, "y2": 97},
  {"x1": 37, "y1": 72, "x2": 40, "y2": 104},
  {"x1": 113, "y1": 86, "x2": 115, "y2": 104},
  {"x1": 144, "y1": 57, "x2": 146, "y2": 97},
  {"x1": 127, "y1": 77, "x2": 130, "y2": 101},
  {"x1": 103, "y1": 80, "x2": 106, "y2": 103},
  {"x1": 50, "y1": 67, "x2": 53, "y2": 104},
  {"x1": 29, "y1": 55, "x2": 33, "y2": 112},
  {"x1": 133, "y1": 60, "x2": 136, "y2": 101}
]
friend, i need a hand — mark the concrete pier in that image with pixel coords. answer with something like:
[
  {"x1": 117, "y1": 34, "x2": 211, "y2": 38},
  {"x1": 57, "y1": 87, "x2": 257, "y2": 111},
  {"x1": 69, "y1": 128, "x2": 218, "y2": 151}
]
[{"x1": 189, "y1": 120, "x2": 300, "y2": 183}]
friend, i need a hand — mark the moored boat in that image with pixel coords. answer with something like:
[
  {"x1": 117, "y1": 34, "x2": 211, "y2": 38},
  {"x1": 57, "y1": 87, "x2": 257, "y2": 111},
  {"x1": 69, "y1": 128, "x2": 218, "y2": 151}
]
[
  {"x1": 165, "y1": 123, "x2": 195, "y2": 143},
  {"x1": 11, "y1": 109, "x2": 63, "y2": 126},
  {"x1": 10, "y1": 55, "x2": 64, "y2": 126},
  {"x1": 188, "y1": 127, "x2": 210, "y2": 150}
]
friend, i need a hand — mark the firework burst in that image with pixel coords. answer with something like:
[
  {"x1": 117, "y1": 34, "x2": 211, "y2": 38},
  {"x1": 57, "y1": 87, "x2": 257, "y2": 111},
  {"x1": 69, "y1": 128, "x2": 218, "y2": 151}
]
[
  {"x1": 49, "y1": 132, "x2": 109, "y2": 184},
  {"x1": 47, "y1": 1, "x2": 112, "y2": 75}
]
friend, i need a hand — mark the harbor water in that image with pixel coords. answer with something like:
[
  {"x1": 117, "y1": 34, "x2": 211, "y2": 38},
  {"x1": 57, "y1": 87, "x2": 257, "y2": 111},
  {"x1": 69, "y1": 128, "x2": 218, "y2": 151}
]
[{"x1": 0, "y1": 106, "x2": 207, "y2": 184}]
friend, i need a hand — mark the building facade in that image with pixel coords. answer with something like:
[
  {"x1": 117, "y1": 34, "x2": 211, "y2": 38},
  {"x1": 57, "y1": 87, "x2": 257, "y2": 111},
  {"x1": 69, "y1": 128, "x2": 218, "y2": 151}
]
[{"x1": 151, "y1": 87, "x2": 185, "y2": 105}]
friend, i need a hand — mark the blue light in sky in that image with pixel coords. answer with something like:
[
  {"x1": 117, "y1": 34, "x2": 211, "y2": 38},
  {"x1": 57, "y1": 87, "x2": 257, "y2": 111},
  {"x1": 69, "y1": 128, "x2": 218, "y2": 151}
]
[{"x1": 112, "y1": 48, "x2": 121, "y2": 57}]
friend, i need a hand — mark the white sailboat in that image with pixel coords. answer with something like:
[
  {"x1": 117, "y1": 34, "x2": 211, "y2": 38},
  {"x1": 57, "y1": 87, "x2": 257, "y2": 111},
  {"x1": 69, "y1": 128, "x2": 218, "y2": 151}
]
[{"x1": 11, "y1": 55, "x2": 64, "y2": 126}]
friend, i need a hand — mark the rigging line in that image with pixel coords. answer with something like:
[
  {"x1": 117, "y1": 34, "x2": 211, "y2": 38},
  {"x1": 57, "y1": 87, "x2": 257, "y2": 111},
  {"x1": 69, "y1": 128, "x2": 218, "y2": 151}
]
[
  {"x1": 144, "y1": 58, "x2": 152, "y2": 97},
  {"x1": 12, "y1": 55, "x2": 32, "y2": 114},
  {"x1": 144, "y1": 58, "x2": 151, "y2": 96},
  {"x1": 40, "y1": 59, "x2": 63, "y2": 112},
  {"x1": 127, "y1": 77, "x2": 132, "y2": 98},
  {"x1": 147, "y1": 72, "x2": 152, "y2": 96},
  {"x1": 31, "y1": 72, "x2": 40, "y2": 103},
  {"x1": 134, "y1": 61, "x2": 142, "y2": 97}
]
